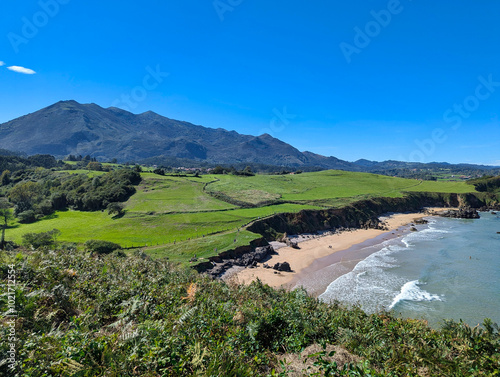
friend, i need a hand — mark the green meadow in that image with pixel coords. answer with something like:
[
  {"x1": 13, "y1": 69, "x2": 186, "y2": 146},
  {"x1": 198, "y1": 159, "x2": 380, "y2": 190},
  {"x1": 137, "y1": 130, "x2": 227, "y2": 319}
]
[
  {"x1": 125, "y1": 173, "x2": 236, "y2": 213},
  {"x1": 206, "y1": 170, "x2": 474, "y2": 206},
  {"x1": 5, "y1": 170, "x2": 476, "y2": 263}
]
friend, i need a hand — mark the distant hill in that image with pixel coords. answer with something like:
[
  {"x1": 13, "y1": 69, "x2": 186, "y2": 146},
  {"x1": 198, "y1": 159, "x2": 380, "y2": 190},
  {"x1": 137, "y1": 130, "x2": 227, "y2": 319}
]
[
  {"x1": 0, "y1": 100, "x2": 357, "y2": 170},
  {"x1": 353, "y1": 159, "x2": 500, "y2": 177},
  {"x1": 0, "y1": 100, "x2": 498, "y2": 175}
]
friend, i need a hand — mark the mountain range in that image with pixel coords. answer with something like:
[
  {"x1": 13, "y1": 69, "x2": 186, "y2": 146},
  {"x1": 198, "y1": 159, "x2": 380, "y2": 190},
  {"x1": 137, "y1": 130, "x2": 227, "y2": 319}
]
[
  {"x1": 0, "y1": 100, "x2": 498, "y2": 174},
  {"x1": 0, "y1": 100, "x2": 355, "y2": 169}
]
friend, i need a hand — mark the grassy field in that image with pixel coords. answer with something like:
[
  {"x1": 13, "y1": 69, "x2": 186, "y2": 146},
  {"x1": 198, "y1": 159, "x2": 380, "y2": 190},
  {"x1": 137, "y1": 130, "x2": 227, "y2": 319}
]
[
  {"x1": 404, "y1": 179, "x2": 475, "y2": 192},
  {"x1": 6, "y1": 202, "x2": 315, "y2": 244},
  {"x1": 5, "y1": 170, "x2": 476, "y2": 263},
  {"x1": 145, "y1": 229, "x2": 260, "y2": 263},
  {"x1": 125, "y1": 173, "x2": 236, "y2": 213},
  {"x1": 206, "y1": 170, "x2": 475, "y2": 206}
]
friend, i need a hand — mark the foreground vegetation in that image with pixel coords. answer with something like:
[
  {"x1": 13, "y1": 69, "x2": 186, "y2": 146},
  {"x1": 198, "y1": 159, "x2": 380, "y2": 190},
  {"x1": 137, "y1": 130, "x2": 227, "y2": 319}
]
[{"x1": 1, "y1": 247, "x2": 498, "y2": 376}]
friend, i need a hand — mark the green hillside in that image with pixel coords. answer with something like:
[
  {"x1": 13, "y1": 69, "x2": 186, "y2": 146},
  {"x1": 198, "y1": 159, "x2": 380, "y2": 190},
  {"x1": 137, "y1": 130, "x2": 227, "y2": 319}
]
[{"x1": 4, "y1": 170, "x2": 476, "y2": 263}]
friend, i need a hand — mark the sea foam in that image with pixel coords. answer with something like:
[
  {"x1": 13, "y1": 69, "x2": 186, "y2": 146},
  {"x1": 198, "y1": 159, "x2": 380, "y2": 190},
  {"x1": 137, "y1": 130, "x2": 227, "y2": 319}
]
[{"x1": 389, "y1": 280, "x2": 442, "y2": 310}]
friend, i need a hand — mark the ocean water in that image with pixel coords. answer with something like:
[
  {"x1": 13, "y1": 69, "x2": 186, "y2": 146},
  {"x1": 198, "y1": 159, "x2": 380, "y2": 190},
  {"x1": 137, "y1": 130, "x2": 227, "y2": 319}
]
[{"x1": 318, "y1": 212, "x2": 500, "y2": 327}]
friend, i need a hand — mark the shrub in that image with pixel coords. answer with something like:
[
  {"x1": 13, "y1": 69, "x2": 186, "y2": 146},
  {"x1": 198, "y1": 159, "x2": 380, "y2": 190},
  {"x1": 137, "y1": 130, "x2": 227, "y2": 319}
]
[
  {"x1": 22, "y1": 228, "x2": 60, "y2": 248},
  {"x1": 112, "y1": 249, "x2": 127, "y2": 258},
  {"x1": 107, "y1": 202, "x2": 124, "y2": 216},
  {"x1": 86, "y1": 161, "x2": 103, "y2": 171},
  {"x1": 17, "y1": 210, "x2": 37, "y2": 224},
  {"x1": 35, "y1": 200, "x2": 53, "y2": 216},
  {"x1": 84, "y1": 239, "x2": 121, "y2": 254},
  {"x1": 0, "y1": 169, "x2": 10, "y2": 186},
  {"x1": 153, "y1": 168, "x2": 165, "y2": 175},
  {"x1": 50, "y1": 192, "x2": 67, "y2": 210}
]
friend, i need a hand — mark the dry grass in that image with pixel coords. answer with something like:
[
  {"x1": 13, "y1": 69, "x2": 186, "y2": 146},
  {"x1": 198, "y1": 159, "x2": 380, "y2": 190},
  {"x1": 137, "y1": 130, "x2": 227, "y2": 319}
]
[{"x1": 277, "y1": 344, "x2": 362, "y2": 376}]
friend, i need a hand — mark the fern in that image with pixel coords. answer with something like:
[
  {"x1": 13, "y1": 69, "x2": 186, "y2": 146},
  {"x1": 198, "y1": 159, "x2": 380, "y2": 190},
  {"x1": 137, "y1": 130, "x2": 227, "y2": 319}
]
[{"x1": 177, "y1": 306, "x2": 198, "y2": 327}]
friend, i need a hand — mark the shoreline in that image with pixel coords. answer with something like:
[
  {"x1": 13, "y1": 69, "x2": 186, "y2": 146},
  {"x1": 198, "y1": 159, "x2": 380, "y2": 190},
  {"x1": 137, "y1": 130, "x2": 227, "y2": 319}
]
[{"x1": 229, "y1": 208, "x2": 449, "y2": 293}]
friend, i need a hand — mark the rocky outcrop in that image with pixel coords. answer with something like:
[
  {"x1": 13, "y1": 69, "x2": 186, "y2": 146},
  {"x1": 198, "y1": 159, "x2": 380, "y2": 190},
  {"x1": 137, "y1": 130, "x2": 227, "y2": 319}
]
[
  {"x1": 273, "y1": 262, "x2": 292, "y2": 272},
  {"x1": 414, "y1": 218, "x2": 429, "y2": 225},
  {"x1": 434, "y1": 208, "x2": 480, "y2": 219},
  {"x1": 193, "y1": 239, "x2": 274, "y2": 278},
  {"x1": 285, "y1": 238, "x2": 300, "y2": 249},
  {"x1": 478, "y1": 204, "x2": 500, "y2": 211},
  {"x1": 235, "y1": 246, "x2": 273, "y2": 266}
]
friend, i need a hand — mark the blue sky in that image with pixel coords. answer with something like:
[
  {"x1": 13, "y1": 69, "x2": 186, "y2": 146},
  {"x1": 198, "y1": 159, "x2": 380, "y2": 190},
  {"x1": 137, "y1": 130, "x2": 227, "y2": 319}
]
[{"x1": 1, "y1": 0, "x2": 500, "y2": 165}]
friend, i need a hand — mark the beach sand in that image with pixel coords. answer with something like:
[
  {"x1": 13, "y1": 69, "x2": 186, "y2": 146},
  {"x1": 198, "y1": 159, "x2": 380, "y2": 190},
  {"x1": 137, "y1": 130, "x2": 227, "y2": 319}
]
[{"x1": 230, "y1": 208, "x2": 448, "y2": 291}]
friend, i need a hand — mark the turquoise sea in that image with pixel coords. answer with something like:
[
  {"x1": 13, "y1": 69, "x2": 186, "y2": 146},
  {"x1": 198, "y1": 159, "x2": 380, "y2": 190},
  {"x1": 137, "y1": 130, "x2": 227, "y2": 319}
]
[{"x1": 317, "y1": 212, "x2": 500, "y2": 327}]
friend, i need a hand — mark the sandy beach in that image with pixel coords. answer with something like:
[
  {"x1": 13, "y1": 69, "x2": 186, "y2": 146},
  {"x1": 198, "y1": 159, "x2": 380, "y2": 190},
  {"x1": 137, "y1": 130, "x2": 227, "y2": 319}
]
[{"x1": 230, "y1": 208, "x2": 449, "y2": 291}]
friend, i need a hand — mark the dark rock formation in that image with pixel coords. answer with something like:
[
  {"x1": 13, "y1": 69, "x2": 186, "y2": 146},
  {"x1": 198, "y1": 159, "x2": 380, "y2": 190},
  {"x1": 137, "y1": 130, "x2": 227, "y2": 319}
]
[
  {"x1": 206, "y1": 262, "x2": 233, "y2": 278},
  {"x1": 193, "y1": 240, "x2": 274, "y2": 278},
  {"x1": 285, "y1": 238, "x2": 300, "y2": 249},
  {"x1": 414, "y1": 218, "x2": 428, "y2": 225},
  {"x1": 435, "y1": 208, "x2": 480, "y2": 219},
  {"x1": 273, "y1": 262, "x2": 292, "y2": 272},
  {"x1": 233, "y1": 246, "x2": 273, "y2": 267}
]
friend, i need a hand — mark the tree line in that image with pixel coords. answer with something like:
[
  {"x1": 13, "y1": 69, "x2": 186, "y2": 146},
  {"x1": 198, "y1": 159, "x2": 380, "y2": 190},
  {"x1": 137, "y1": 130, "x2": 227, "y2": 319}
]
[
  {"x1": 1, "y1": 168, "x2": 141, "y2": 223},
  {"x1": 468, "y1": 175, "x2": 500, "y2": 192}
]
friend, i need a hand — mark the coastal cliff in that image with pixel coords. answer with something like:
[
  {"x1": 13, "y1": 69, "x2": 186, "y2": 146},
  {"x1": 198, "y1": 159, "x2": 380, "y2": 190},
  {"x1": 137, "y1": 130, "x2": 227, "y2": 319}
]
[
  {"x1": 195, "y1": 191, "x2": 498, "y2": 276},
  {"x1": 246, "y1": 192, "x2": 490, "y2": 240}
]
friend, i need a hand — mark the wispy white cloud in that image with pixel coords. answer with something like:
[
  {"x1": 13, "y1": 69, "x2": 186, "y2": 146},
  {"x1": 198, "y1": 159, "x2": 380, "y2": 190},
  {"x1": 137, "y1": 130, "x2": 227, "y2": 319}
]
[
  {"x1": 0, "y1": 61, "x2": 5, "y2": 66},
  {"x1": 7, "y1": 66, "x2": 36, "y2": 75}
]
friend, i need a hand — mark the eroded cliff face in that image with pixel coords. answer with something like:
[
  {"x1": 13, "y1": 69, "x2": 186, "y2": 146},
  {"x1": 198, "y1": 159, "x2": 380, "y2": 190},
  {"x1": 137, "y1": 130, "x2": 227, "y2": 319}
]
[
  {"x1": 457, "y1": 192, "x2": 487, "y2": 208},
  {"x1": 246, "y1": 192, "x2": 488, "y2": 241}
]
